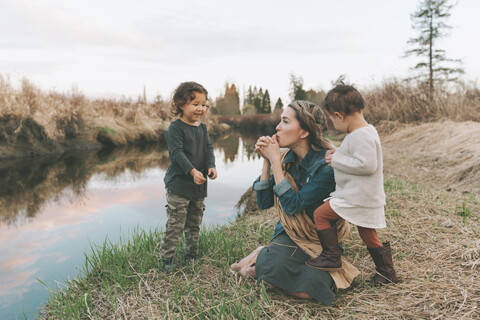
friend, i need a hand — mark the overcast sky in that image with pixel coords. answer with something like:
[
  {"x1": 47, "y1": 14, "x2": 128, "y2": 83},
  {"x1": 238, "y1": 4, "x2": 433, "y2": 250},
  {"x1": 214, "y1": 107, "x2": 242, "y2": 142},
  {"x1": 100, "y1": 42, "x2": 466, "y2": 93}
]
[{"x1": 1, "y1": 0, "x2": 479, "y2": 105}]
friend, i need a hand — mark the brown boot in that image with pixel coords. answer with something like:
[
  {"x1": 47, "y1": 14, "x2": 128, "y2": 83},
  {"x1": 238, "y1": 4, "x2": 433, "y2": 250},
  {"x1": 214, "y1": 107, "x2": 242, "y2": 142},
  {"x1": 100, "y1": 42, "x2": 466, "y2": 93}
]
[
  {"x1": 306, "y1": 227, "x2": 342, "y2": 271},
  {"x1": 366, "y1": 242, "x2": 399, "y2": 285}
]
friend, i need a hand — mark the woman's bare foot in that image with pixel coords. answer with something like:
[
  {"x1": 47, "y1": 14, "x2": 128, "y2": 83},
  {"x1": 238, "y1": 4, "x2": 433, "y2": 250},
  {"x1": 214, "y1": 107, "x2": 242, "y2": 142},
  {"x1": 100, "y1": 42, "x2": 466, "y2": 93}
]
[
  {"x1": 290, "y1": 291, "x2": 313, "y2": 300},
  {"x1": 230, "y1": 246, "x2": 264, "y2": 272},
  {"x1": 230, "y1": 262, "x2": 242, "y2": 272},
  {"x1": 239, "y1": 265, "x2": 256, "y2": 279}
]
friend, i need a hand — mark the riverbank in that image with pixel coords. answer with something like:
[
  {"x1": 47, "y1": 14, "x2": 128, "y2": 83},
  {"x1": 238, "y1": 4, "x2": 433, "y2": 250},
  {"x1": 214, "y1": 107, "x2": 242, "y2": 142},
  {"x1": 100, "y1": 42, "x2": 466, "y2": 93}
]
[
  {"x1": 39, "y1": 121, "x2": 480, "y2": 319},
  {"x1": 3, "y1": 76, "x2": 480, "y2": 161},
  {"x1": 0, "y1": 78, "x2": 234, "y2": 160}
]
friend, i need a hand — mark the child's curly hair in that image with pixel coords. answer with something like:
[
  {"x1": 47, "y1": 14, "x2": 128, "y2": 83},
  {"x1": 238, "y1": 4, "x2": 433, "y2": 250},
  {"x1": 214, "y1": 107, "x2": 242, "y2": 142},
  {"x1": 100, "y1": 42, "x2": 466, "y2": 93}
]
[
  {"x1": 324, "y1": 84, "x2": 364, "y2": 116},
  {"x1": 171, "y1": 82, "x2": 209, "y2": 116}
]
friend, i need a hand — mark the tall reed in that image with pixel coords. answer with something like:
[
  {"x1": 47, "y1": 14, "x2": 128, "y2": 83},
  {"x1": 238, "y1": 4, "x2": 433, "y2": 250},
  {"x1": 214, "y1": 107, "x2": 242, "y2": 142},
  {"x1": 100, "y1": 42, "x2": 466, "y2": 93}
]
[
  {"x1": 362, "y1": 78, "x2": 480, "y2": 124},
  {"x1": 0, "y1": 77, "x2": 174, "y2": 149}
]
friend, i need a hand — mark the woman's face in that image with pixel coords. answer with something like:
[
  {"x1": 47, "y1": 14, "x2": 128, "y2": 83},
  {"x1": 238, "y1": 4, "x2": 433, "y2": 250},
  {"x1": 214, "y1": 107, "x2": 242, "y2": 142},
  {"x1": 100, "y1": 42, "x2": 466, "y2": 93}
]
[{"x1": 275, "y1": 106, "x2": 308, "y2": 148}]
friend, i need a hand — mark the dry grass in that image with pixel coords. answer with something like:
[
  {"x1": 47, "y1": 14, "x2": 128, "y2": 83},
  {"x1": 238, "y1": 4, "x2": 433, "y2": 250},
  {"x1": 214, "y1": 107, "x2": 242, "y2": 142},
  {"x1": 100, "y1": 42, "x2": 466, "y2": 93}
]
[
  {"x1": 40, "y1": 120, "x2": 480, "y2": 318},
  {"x1": 363, "y1": 78, "x2": 480, "y2": 124},
  {"x1": 0, "y1": 77, "x2": 193, "y2": 158},
  {"x1": 41, "y1": 176, "x2": 479, "y2": 319},
  {"x1": 235, "y1": 181, "x2": 480, "y2": 319},
  {"x1": 2, "y1": 76, "x2": 479, "y2": 159},
  {"x1": 381, "y1": 120, "x2": 480, "y2": 194}
]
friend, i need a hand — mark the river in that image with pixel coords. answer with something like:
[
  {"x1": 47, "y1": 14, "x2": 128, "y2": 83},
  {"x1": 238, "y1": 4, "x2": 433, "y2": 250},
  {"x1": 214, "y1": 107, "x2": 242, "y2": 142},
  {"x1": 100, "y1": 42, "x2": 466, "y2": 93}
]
[{"x1": 0, "y1": 131, "x2": 264, "y2": 319}]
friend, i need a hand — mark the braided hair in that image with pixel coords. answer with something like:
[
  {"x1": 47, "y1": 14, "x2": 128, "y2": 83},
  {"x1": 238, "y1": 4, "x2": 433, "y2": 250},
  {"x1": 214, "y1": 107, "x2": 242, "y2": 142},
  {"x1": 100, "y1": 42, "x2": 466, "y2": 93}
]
[{"x1": 287, "y1": 100, "x2": 334, "y2": 151}]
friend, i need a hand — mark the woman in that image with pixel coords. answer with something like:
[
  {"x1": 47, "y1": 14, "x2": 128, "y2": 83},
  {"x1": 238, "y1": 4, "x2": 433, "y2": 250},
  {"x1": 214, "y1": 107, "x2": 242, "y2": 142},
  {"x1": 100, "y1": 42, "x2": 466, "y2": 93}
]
[{"x1": 232, "y1": 101, "x2": 359, "y2": 305}]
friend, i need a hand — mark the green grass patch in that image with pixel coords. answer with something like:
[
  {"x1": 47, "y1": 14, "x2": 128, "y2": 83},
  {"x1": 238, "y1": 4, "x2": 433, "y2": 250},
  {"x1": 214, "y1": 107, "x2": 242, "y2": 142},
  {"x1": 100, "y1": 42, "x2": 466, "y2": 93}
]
[
  {"x1": 40, "y1": 218, "x2": 274, "y2": 319},
  {"x1": 39, "y1": 177, "x2": 480, "y2": 319},
  {"x1": 90, "y1": 126, "x2": 117, "y2": 135}
]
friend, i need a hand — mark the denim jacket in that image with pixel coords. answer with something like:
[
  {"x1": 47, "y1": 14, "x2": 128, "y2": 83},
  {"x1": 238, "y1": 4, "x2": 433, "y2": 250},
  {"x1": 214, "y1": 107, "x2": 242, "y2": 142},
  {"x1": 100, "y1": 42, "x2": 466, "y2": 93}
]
[{"x1": 252, "y1": 148, "x2": 335, "y2": 239}]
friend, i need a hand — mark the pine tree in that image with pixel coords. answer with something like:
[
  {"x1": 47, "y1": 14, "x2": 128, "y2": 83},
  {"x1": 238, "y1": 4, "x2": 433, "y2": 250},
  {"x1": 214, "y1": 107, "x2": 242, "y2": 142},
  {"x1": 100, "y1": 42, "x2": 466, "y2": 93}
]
[
  {"x1": 404, "y1": 0, "x2": 464, "y2": 98},
  {"x1": 289, "y1": 74, "x2": 307, "y2": 101},
  {"x1": 261, "y1": 89, "x2": 271, "y2": 113},
  {"x1": 274, "y1": 97, "x2": 283, "y2": 114},
  {"x1": 253, "y1": 87, "x2": 262, "y2": 114},
  {"x1": 245, "y1": 86, "x2": 254, "y2": 106}
]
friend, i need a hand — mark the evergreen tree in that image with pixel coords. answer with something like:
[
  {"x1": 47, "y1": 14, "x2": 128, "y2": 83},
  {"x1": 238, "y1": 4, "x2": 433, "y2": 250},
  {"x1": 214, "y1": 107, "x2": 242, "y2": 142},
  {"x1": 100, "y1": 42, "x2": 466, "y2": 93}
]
[
  {"x1": 253, "y1": 86, "x2": 258, "y2": 97},
  {"x1": 245, "y1": 86, "x2": 254, "y2": 106},
  {"x1": 261, "y1": 89, "x2": 271, "y2": 113},
  {"x1": 404, "y1": 0, "x2": 464, "y2": 98},
  {"x1": 243, "y1": 85, "x2": 275, "y2": 114},
  {"x1": 289, "y1": 74, "x2": 307, "y2": 101},
  {"x1": 253, "y1": 96, "x2": 262, "y2": 114},
  {"x1": 253, "y1": 87, "x2": 263, "y2": 114},
  {"x1": 274, "y1": 97, "x2": 283, "y2": 112}
]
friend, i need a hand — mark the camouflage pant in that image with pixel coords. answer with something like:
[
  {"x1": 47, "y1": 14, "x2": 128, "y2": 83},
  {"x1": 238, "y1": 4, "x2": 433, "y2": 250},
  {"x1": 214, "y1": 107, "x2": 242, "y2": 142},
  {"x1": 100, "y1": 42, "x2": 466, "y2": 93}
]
[{"x1": 159, "y1": 189, "x2": 205, "y2": 260}]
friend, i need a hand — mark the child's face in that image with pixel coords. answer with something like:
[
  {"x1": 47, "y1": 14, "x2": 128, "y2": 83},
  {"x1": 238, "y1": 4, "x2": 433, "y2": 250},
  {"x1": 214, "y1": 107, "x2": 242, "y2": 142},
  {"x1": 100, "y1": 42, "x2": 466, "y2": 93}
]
[
  {"x1": 324, "y1": 110, "x2": 348, "y2": 133},
  {"x1": 180, "y1": 92, "x2": 208, "y2": 125}
]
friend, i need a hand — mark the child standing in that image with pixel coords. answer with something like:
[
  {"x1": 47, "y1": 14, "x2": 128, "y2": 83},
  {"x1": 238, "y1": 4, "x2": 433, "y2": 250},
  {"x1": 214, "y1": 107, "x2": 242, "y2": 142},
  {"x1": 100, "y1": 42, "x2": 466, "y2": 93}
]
[
  {"x1": 306, "y1": 84, "x2": 398, "y2": 286},
  {"x1": 159, "y1": 81, "x2": 217, "y2": 270}
]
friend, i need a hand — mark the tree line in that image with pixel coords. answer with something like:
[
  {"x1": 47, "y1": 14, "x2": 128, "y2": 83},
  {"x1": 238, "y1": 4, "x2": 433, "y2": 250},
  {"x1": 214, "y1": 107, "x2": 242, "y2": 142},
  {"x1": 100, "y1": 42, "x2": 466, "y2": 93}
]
[
  {"x1": 213, "y1": 0, "x2": 464, "y2": 115},
  {"x1": 211, "y1": 75, "x2": 326, "y2": 116}
]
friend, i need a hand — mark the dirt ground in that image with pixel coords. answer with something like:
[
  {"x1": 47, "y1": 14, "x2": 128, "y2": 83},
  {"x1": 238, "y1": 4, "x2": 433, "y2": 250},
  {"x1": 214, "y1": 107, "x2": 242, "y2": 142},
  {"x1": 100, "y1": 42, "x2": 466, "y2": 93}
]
[{"x1": 380, "y1": 120, "x2": 480, "y2": 194}]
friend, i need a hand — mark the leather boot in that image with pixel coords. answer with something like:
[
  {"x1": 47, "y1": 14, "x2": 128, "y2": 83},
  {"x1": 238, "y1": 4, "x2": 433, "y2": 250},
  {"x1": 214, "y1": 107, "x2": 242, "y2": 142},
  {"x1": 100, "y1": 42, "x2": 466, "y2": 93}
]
[
  {"x1": 306, "y1": 227, "x2": 342, "y2": 271},
  {"x1": 366, "y1": 242, "x2": 398, "y2": 285}
]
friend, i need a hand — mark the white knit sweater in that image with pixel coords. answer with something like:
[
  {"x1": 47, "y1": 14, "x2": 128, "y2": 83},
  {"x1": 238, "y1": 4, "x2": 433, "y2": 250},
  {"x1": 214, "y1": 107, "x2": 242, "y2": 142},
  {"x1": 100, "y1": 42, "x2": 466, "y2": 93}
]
[{"x1": 330, "y1": 125, "x2": 386, "y2": 208}]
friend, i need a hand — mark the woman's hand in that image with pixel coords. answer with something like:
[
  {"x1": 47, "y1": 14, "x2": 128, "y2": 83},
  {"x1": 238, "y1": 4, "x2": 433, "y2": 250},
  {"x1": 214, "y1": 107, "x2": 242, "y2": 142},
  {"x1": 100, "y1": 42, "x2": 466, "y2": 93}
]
[
  {"x1": 259, "y1": 134, "x2": 284, "y2": 185},
  {"x1": 325, "y1": 149, "x2": 336, "y2": 165},
  {"x1": 255, "y1": 135, "x2": 275, "y2": 159},
  {"x1": 260, "y1": 135, "x2": 280, "y2": 163},
  {"x1": 255, "y1": 135, "x2": 280, "y2": 163}
]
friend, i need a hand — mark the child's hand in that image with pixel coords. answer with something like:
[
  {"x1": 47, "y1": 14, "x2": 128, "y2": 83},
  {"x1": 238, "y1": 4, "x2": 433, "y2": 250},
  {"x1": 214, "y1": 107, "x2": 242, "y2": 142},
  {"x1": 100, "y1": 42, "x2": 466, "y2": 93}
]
[
  {"x1": 325, "y1": 149, "x2": 336, "y2": 165},
  {"x1": 190, "y1": 169, "x2": 206, "y2": 185},
  {"x1": 207, "y1": 168, "x2": 217, "y2": 180}
]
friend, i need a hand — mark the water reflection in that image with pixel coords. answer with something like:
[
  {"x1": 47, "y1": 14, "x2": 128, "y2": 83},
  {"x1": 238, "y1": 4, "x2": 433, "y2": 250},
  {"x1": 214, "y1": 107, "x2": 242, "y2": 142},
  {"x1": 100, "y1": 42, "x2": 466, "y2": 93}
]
[
  {"x1": 0, "y1": 133, "x2": 263, "y2": 319},
  {"x1": 0, "y1": 145, "x2": 170, "y2": 226},
  {"x1": 214, "y1": 132, "x2": 262, "y2": 163}
]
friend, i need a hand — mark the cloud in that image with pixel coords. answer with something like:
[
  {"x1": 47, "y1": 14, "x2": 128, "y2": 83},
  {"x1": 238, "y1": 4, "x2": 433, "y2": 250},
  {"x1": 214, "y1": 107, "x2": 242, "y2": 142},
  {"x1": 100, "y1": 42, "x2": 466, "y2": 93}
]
[{"x1": 0, "y1": 0, "x2": 159, "y2": 50}]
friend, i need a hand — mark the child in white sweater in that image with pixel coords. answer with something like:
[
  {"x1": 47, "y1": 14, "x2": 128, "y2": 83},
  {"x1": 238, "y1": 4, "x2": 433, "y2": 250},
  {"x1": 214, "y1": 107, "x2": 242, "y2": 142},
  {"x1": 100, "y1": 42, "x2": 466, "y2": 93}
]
[{"x1": 306, "y1": 84, "x2": 398, "y2": 286}]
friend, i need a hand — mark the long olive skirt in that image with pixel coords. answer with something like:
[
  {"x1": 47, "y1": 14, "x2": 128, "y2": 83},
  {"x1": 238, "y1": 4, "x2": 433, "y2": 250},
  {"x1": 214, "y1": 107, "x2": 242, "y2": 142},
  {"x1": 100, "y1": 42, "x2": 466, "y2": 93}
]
[{"x1": 255, "y1": 232, "x2": 335, "y2": 305}]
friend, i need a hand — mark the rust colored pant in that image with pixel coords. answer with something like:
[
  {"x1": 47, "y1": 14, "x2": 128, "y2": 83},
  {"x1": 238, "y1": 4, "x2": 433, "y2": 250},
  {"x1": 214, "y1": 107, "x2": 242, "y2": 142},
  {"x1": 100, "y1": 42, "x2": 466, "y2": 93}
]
[{"x1": 313, "y1": 200, "x2": 383, "y2": 249}]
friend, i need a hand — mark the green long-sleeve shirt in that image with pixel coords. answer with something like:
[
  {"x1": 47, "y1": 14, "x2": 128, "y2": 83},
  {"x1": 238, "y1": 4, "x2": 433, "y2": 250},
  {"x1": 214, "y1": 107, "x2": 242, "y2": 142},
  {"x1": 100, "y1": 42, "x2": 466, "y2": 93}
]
[{"x1": 163, "y1": 119, "x2": 215, "y2": 199}]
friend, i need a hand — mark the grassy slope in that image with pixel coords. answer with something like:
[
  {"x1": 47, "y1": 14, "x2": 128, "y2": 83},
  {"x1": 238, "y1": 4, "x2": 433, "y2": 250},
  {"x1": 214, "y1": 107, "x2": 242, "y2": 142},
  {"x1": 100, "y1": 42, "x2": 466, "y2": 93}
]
[{"x1": 40, "y1": 171, "x2": 480, "y2": 318}]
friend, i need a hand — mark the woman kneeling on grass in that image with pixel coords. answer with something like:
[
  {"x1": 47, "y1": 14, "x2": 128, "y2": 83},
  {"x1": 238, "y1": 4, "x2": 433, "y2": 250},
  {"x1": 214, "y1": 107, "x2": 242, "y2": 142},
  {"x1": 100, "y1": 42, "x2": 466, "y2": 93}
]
[{"x1": 231, "y1": 100, "x2": 359, "y2": 305}]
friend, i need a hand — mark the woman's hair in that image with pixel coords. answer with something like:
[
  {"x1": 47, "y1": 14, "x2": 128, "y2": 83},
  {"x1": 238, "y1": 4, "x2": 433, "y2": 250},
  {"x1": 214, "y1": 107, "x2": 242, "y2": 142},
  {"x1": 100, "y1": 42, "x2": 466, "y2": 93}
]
[
  {"x1": 171, "y1": 81, "x2": 209, "y2": 116},
  {"x1": 287, "y1": 100, "x2": 334, "y2": 150},
  {"x1": 323, "y1": 84, "x2": 364, "y2": 116}
]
